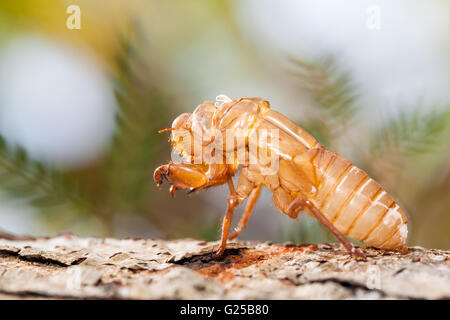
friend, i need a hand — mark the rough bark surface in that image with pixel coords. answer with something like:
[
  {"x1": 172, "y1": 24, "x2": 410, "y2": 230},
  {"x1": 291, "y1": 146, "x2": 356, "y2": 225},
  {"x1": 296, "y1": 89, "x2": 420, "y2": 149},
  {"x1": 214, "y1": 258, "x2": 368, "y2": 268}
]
[{"x1": 0, "y1": 235, "x2": 448, "y2": 299}]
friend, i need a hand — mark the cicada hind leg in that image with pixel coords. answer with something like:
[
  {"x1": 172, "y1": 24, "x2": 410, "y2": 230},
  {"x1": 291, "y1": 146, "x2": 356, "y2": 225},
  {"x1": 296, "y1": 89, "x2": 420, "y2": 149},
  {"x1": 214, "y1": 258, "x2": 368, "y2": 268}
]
[{"x1": 287, "y1": 197, "x2": 367, "y2": 260}]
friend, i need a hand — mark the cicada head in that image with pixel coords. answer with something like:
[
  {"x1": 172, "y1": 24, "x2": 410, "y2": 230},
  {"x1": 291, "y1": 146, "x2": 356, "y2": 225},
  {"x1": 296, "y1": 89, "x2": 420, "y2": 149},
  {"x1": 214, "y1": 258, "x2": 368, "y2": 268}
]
[
  {"x1": 168, "y1": 112, "x2": 195, "y2": 163},
  {"x1": 168, "y1": 98, "x2": 224, "y2": 163}
]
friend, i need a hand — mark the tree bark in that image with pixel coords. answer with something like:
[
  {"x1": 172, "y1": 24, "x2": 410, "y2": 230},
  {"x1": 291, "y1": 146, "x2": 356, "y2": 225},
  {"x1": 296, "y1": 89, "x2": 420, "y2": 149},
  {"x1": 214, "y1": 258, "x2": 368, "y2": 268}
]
[{"x1": 0, "y1": 235, "x2": 448, "y2": 299}]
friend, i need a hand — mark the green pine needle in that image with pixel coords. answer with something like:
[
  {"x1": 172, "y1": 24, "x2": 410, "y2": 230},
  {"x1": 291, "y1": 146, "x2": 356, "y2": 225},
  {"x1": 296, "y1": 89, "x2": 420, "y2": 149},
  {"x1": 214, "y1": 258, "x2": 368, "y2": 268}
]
[
  {"x1": 0, "y1": 135, "x2": 89, "y2": 211},
  {"x1": 104, "y1": 23, "x2": 170, "y2": 213},
  {"x1": 371, "y1": 107, "x2": 449, "y2": 160},
  {"x1": 288, "y1": 56, "x2": 359, "y2": 136}
]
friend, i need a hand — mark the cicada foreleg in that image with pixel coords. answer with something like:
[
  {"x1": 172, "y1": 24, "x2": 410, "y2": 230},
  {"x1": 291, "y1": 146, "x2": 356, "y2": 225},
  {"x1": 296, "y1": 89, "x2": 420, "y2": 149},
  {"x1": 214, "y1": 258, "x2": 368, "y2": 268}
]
[
  {"x1": 153, "y1": 162, "x2": 208, "y2": 191},
  {"x1": 287, "y1": 197, "x2": 366, "y2": 260},
  {"x1": 154, "y1": 162, "x2": 230, "y2": 196}
]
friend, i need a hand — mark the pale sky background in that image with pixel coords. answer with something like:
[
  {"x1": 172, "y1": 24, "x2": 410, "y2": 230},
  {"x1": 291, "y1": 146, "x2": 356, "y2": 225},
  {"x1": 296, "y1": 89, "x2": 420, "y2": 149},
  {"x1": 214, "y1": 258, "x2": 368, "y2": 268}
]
[
  {"x1": 0, "y1": 36, "x2": 116, "y2": 168},
  {"x1": 234, "y1": 0, "x2": 450, "y2": 115}
]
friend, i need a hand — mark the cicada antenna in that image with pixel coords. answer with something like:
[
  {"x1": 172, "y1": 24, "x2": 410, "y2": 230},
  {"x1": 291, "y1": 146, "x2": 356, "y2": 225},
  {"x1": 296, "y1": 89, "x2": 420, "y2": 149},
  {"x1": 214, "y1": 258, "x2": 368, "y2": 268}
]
[{"x1": 158, "y1": 128, "x2": 176, "y2": 134}]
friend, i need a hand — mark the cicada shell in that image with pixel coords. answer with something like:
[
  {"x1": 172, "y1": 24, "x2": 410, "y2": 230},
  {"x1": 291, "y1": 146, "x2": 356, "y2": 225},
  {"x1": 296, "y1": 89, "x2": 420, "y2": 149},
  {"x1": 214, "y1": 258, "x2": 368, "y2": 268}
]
[{"x1": 154, "y1": 96, "x2": 408, "y2": 257}]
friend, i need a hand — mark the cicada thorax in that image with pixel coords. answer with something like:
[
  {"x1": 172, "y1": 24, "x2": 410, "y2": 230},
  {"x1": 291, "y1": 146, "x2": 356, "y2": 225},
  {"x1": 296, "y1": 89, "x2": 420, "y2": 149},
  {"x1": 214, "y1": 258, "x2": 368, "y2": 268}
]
[
  {"x1": 249, "y1": 110, "x2": 321, "y2": 193},
  {"x1": 184, "y1": 97, "x2": 271, "y2": 167}
]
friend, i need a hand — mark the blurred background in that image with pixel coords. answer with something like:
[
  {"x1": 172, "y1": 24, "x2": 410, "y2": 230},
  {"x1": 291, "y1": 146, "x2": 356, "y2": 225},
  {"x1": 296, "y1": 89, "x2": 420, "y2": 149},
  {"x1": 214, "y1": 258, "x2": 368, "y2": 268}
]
[{"x1": 0, "y1": 0, "x2": 449, "y2": 249}]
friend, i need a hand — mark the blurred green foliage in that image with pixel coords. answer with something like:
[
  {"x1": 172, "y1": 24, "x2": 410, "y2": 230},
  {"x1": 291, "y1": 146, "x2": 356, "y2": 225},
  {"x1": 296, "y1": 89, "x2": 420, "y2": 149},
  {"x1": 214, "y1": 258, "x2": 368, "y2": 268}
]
[
  {"x1": 0, "y1": 135, "x2": 88, "y2": 210},
  {"x1": 0, "y1": 17, "x2": 175, "y2": 236},
  {"x1": 288, "y1": 57, "x2": 359, "y2": 146},
  {"x1": 0, "y1": 0, "x2": 448, "y2": 249},
  {"x1": 105, "y1": 23, "x2": 170, "y2": 214}
]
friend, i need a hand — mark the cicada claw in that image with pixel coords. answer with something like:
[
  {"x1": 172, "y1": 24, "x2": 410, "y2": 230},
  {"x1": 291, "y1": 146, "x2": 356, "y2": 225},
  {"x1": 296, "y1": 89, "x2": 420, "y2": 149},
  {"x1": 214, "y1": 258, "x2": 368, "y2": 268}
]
[
  {"x1": 153, "y1": 164, "x2": 169, "y2": 187},
  {"x1": 169, "y1": 185, "x2": 176, "y2": 197},
  {"x1": 187, "y1": 187, "x2": 197, "y2": 195},
  {"x1": 352, "y1": 247, "x2": 367, "y2": 261}
]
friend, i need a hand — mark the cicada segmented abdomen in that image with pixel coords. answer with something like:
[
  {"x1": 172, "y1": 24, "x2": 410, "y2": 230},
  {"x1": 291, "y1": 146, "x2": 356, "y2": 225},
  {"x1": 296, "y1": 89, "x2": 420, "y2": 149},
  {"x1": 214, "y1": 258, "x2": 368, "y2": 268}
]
[{"x1": 310, "y1": 149, "x2": 408, "y2": 249}]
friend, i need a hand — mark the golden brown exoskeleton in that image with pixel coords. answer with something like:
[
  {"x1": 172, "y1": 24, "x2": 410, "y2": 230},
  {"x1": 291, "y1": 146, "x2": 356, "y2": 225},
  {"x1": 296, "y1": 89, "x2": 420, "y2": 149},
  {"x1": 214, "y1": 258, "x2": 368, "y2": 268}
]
[{"x1": 154, "y1": 96, "x2": 408, "y2": 258}]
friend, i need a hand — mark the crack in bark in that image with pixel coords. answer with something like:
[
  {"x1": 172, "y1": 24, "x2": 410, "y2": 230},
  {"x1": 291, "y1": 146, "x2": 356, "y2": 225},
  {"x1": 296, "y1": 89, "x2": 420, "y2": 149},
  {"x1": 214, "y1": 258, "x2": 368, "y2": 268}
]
[
  {"x1": 307, "y1": 278, "x2": 427, "y2": 300},
  {"x1": 0, "y1": 249, "x2": 86, "y2": 267},
  {"x1": 171, "y1": 248, "x2": 244, "y2": 267}
]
